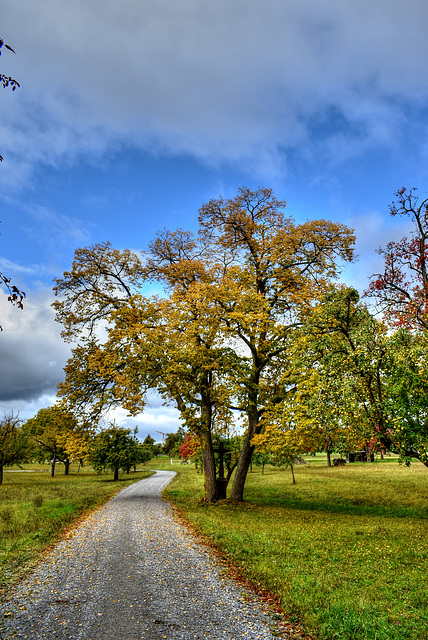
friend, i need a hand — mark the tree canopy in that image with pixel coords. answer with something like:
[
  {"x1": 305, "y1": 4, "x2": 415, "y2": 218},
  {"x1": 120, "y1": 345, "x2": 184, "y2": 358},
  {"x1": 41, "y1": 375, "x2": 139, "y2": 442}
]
[{"x1": 54, "y1": 186, "x2": 355, "y2": 500}]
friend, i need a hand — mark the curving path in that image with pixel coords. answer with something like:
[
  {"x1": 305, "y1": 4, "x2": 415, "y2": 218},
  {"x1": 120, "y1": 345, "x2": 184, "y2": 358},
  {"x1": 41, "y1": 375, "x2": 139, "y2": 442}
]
[{"x1": 0, "y1": 471, "x2": 280, "y2": 639}]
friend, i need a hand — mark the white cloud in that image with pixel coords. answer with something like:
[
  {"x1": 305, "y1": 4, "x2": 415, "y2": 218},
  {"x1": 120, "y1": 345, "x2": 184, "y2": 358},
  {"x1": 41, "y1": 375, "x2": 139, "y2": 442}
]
[
  {"x1": 2, "y1": 1, "x2": 428, "y2": 185},
  {"x1": 105, "y1": 392, "x2": 181, "y2": 442}
]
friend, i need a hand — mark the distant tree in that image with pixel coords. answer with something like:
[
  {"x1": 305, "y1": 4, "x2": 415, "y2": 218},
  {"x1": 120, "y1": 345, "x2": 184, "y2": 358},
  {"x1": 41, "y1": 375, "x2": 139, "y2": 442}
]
[
  {"x1": 143, "y1": 434, "x2": 155, "y2": 449},
  {"x1": 164, "y1": 429, "x2": 185, "y2": 457},
  {"x1": 23, "y1": 405, "x2": 81, "y2": 477},
  {"x1": 91, "y1": 426, "x2": 142, "y2": 480},
  {"x1": 0, "y1": 412, "x2": 30, "y2": 484},
  {"x1": 178, "y1": 433, "x2": 202, "y2": 462},
  {"x1": 251, "y1": 450, "x2": 272, "y2": 475},
  {"x1": 139, "y1": 434, "x2": 156, "y2": 466},
  {"x1": 152, "y1": 443, "x2": 163, "y2": 457}
]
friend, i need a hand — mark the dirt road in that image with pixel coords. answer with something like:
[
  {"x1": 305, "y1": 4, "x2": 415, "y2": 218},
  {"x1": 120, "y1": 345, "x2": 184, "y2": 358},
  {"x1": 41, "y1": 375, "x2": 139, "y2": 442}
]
[{"x1": 0, "y1": 471, "x2": 280, "y2": 639}]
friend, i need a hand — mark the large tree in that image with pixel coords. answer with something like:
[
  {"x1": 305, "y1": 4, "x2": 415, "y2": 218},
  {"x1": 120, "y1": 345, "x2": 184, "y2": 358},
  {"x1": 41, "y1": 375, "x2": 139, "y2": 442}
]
[
  {"x1": 276, "y1": 286, "x2": 428, "y2": 468},
  {"x1": 195, "y1": 188, "x2": 355, "y2": 499},
  {"x1": 54, "y1": 240, "x2": 235, "y2": 501},
  {"x1": 54, "y1": 187, "x2": 355, "y2": 501}
]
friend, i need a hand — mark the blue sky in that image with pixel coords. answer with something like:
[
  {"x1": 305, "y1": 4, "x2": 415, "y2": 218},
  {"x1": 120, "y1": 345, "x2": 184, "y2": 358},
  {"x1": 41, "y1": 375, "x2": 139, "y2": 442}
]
[{"x1": 1, "y1": 0, "x2": 428, "y2": 439}]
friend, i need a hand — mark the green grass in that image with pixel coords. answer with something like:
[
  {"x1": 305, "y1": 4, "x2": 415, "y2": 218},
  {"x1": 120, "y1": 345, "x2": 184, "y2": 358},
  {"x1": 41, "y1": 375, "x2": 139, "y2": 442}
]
[
  {"x1": 163, "y1": 460, "x2": 428, "y2": 640},
  {"x1": 0, "y1": 464, "x2": 153, "y2": 595}
]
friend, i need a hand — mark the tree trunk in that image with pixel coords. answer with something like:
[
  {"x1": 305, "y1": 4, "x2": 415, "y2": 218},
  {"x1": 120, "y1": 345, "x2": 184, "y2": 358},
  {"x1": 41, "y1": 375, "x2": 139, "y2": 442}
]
[
  {"x1": 230, "y1": 436, "x2": 255, "y2": 501},
  {"x1": 0, "y1": 464, "x2": 3, "y2": 485},
  {"x1": 51, "y1": 453, "x2": 56, "y2": 478},
  {"x1": 326, "y1": 448, "x2": 331, "y2": 467},
  {"x1": 230, "y1": 404, "x2": 258, "y2": 501},
  {"x1": 200, "y1": 420, "x2": 217, "y2": 502},
  {"x1": 64, "y1": 459, "x2": 70, "y2": 475},
  {"x1": 196, "y1": 391, "x2": 218, "y2": 502},
  {"x1": 290, "y1": 464, "x2": 296, "y2": 484},
  {"x1": 114, "y1": 467, "x2": 119, "y2": 481}
]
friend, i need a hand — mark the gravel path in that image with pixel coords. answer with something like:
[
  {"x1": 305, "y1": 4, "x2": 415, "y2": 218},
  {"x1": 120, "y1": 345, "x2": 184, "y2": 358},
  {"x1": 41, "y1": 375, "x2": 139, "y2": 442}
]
[{"x1": 0, "y1": 471, "x2": 282, "y2": 640}]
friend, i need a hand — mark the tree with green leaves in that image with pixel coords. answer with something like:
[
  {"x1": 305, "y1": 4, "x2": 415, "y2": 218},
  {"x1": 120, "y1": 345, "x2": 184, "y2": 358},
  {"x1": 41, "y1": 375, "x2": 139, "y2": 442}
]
[
  {"x1": 0, "y1": 412, "x2": 31, "y2": 484},
  {"x1": 23, "y1": 405, "x2": 83, "y2": 477},
  {"x1": 382, "y1": 328, "x2": 428, "y2": 466},
  {"x1": 164, "y1": 429, "x2": 185, "y2": 457},
  {"x1": 91, "y1": 426, "x2": 142, "y2": 480}
]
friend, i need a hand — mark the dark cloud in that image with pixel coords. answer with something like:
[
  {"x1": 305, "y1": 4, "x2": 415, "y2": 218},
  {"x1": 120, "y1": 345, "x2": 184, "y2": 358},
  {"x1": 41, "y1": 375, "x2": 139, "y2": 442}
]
[
  {"x1": 0, "y1": 292, "x2": 182, "y2": 429},
  {"x1": 0, "y1": 292, "x2": 70, "y2": 406}
]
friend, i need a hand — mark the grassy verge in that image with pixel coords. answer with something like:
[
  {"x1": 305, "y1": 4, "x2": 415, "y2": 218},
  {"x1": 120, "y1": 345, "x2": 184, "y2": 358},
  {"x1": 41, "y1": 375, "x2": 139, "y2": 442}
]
[
  {"x1": 163, "y1": 460, "x2": 428, "y2": 640},
  {"x1": 0, "y1": 464, "x2": 153, "y2": 596}
]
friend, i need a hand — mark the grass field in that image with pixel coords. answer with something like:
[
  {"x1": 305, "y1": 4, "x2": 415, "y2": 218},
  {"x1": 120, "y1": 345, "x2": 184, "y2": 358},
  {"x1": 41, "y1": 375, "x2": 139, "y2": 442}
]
[
  {"x1": 161, "y1": 458, "x2": 428, "y2": 640},
  {"x1": 0, "y1": 464, "x2": 153, "y2": 596},
  {"x1": 1, "y1": 458, "x2": 427, "y2": 639}
]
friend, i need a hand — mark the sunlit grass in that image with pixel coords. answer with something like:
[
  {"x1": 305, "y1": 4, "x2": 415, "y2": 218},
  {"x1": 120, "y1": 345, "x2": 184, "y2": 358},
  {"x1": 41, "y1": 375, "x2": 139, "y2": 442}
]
[
  {"x1": 0, "y1": 464, "x2": 153, "y2": 595},
  {"x1": 164, "y1": 460, "x2": 428, "y2": 640}
]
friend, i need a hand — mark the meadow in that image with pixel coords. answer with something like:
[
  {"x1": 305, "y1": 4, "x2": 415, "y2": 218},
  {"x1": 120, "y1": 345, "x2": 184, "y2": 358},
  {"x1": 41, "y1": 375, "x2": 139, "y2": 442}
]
[
  {"x1": 0, "y1": 464, "x2": 153, "y2": 596},
  {"x1": 162, "y1": 457, "x2": 428, "y2": 640},
  {"x1": 1, "y1": 458, "x2": 427, "y2": 640}
]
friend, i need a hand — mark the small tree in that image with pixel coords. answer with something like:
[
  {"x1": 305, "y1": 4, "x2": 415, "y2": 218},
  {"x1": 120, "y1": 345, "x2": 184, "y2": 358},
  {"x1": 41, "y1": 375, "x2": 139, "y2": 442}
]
[
  {"x1": 164, "y1": 429, "x2": 185, "y2": 457},
  {"x1": 141, "y1": 434, "x2": 155, "y2": 463},
  {"x1": 23, "y1": 405, "x2": 83, "y2": 476},
  {"x1": 0, "y1": 412, "x2": 30, "y2": 484},
  {"x1": 178, "y1": 433, "x2": 202, "y2": 462},
  {"x1": 91, "y1": 426, "x2": 142, "y2": 480},
  {"x1": 251, "y1": 450, "x2": 272, "y2": 475}
]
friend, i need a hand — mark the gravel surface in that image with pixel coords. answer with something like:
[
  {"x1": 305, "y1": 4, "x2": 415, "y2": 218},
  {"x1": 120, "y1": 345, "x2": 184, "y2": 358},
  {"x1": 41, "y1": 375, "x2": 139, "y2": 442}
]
[{"x1": 0, "y1": 470, "x2": 282, "y2": 639}]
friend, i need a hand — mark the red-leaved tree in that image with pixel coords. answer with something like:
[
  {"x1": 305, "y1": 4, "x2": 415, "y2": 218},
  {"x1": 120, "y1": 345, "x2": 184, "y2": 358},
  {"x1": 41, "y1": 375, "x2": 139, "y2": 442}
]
[
  {"x1": 178, "y1": 434, "x2": 201, "y2": 461},
  {"x1": 366, "y1": 187, "x2": 428, "y2": 330}
]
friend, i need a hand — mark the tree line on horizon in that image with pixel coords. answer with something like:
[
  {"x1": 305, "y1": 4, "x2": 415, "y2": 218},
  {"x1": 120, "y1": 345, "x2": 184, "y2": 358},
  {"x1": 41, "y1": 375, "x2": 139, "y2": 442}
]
[{"x1": 0, "y1": 406, "x2": 175, "y2": 484}]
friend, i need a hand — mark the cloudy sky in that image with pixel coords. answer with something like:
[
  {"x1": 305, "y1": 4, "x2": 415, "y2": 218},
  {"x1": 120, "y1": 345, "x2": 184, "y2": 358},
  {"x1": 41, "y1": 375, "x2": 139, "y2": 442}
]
[{"x1": 1, "y1": 0, "x2": 427, "y2": 439}]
